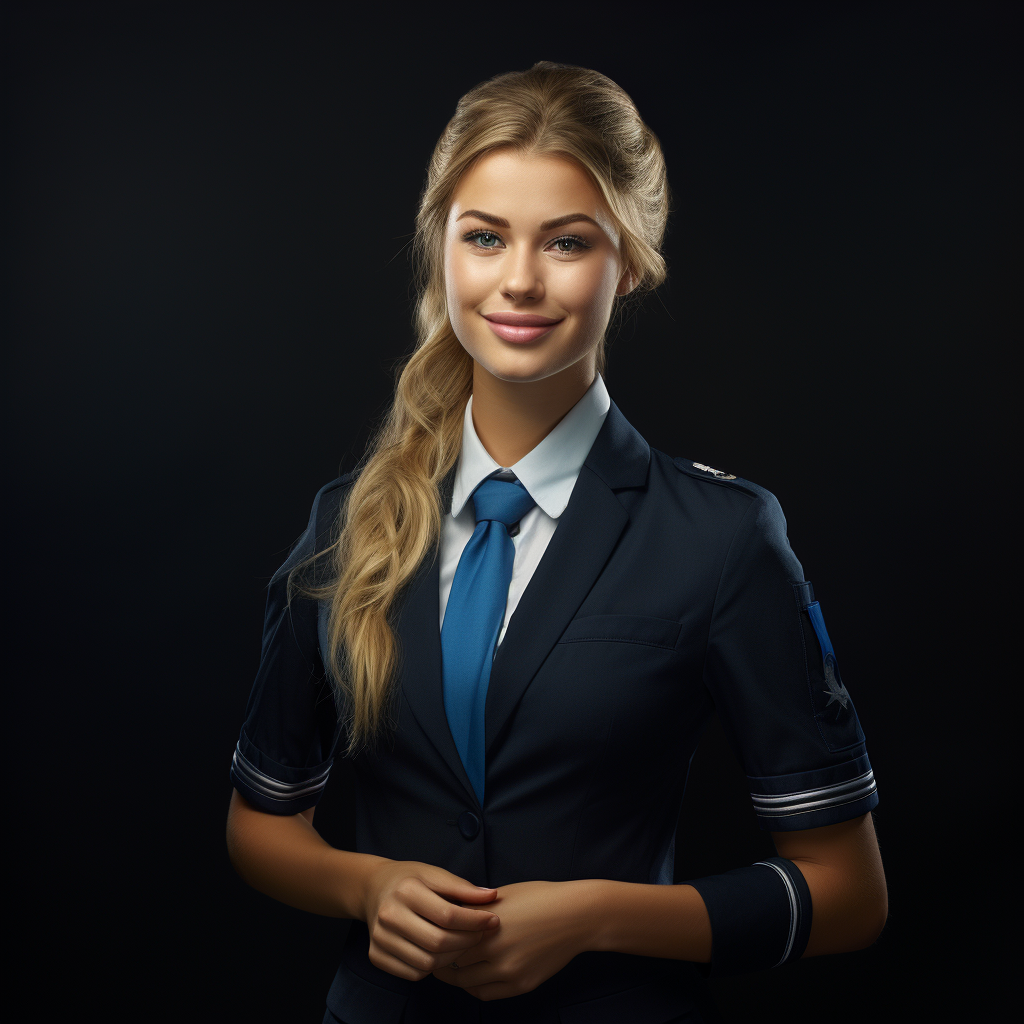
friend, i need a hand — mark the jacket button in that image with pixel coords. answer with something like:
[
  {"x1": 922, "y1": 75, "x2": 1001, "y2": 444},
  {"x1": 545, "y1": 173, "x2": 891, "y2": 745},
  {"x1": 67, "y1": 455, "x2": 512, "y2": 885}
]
[{"x1": 458, "y1": 810, "x2": 480, "y2": 839}]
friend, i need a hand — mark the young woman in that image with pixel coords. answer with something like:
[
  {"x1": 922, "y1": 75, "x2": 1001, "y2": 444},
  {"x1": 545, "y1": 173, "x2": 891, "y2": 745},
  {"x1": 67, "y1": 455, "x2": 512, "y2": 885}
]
[{"x1": 226, "y1": 62, "x2": 887, "y2": 1024}]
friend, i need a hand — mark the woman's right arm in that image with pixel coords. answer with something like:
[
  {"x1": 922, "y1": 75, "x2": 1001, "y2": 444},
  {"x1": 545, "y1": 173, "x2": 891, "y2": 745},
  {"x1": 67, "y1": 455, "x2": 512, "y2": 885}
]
[
  {"x1": 226, "y1": 788, "x2": 501, "y2": 980},
  {"x1": 226, "y1": 788, "x2": 385, "y2": 919}
]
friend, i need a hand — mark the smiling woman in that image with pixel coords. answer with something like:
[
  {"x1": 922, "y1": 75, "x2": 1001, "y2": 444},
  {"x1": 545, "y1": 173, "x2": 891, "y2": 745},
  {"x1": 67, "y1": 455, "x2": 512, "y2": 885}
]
[
  {"x1": 445, "y1": 147, "x2": 639, "y2": 465},
  {"x1": 225, "y1": 60, "x2": 885, "y2": 1024},
  {"x1": 446, "y1": 150, "x2": 633, "y2": 395}
]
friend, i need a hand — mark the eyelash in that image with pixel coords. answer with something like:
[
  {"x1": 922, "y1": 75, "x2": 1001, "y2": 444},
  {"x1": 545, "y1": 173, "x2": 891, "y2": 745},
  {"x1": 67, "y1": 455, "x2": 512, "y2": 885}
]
[{"x1": 461, "y1": 229, "x2": 592, "y2": 255}]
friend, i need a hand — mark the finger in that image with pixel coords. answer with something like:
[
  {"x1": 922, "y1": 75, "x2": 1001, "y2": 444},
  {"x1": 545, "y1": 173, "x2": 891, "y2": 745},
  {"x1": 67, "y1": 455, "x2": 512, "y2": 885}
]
[
  {"x1": 409, "y1": 884, "x2": 501, "y2": 935},
  {"x1": 377, "y1": 928, "x2": 472, "y2": 976},
  {"x1": 435, "y1": 879, "x2": 498, "y2": 904},
  {"x1": 423, "y1": 875, "x2": 499, "y2": 910},
  {"x1": 368, "y1": 943, "x2": 431, "y2": 983},
  {"x1": 388, "y1": 902, "x2": 494, "y2": 964}
]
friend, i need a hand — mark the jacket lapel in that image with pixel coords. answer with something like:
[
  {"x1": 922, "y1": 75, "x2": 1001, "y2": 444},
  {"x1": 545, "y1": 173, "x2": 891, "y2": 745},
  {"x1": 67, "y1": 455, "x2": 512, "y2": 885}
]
[
  {"x1": 394, "y1": 462, "x2": 477, "y2": 804},
  {"x1": 397, "y1": 399, "x2": 651, "y2": 809},
  {"x1": 486, "y1": 399, "x2": 650, "y2": 757}
]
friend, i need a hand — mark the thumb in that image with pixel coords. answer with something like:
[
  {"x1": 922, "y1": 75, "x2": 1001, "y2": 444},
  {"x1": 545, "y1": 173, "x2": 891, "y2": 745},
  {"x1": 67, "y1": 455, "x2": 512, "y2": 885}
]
[{"x1": 459, "y1": 883, "x2": 498, "y2": 900}]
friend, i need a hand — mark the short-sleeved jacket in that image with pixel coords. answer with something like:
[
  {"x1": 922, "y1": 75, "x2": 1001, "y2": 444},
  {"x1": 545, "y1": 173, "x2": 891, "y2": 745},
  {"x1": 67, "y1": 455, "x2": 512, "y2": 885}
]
[{"x1": 229, "y1": 399, "x2": 878, "y2": 1024}]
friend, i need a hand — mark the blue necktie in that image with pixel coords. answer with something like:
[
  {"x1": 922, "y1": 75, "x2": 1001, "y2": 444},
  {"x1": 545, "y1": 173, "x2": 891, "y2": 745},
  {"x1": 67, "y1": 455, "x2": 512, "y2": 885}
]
[{"x1": 441, "y1": 476, "x2": 536, "y2": 807}]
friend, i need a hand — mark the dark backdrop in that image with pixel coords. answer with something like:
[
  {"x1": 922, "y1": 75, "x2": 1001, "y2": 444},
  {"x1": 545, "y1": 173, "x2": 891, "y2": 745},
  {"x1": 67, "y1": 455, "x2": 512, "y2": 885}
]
[{"x1": 6, "y1": 2, "x2": 1016, "y2": 1022}]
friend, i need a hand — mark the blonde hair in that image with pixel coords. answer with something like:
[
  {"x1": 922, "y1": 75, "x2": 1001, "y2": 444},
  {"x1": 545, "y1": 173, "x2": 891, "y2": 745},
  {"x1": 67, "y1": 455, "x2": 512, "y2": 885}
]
[{"x1": 289, "y1": 61, "x2": 671, "y2": 757}]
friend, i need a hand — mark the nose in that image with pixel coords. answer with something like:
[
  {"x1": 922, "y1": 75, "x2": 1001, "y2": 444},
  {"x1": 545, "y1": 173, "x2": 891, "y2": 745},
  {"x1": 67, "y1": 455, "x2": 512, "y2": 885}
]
[{"x1": 498, "y1": 244, "x2": 544, "y2": 303}]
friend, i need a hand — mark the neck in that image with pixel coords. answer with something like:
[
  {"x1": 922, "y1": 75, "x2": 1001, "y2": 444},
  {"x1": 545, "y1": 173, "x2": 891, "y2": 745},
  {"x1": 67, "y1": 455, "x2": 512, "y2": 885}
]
[{"x1": 470, "y1": 359, "x2": 596, "y2": 468}]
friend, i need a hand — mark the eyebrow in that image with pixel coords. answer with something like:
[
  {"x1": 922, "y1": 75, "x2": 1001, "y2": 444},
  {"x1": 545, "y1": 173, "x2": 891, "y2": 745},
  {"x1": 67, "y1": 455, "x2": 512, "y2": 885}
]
[{"x1": 455, "y1": 210, "x2": 600, "y2": 231}]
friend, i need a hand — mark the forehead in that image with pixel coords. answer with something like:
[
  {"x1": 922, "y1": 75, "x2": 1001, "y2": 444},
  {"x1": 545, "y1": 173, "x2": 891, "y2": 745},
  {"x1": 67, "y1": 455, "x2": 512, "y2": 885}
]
[{"x1": 450, "y1": 149, "x2": 607, "y2": 224}]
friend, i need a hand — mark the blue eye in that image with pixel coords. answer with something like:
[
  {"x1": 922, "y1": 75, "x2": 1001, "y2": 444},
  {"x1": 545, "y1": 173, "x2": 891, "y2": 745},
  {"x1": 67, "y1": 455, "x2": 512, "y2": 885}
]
[
  {"x1": 553, "y1": 236, "x2": 587, "y2": 253},
  {"x1": 466, "y1": 230, "x2": 501, "y2": 248},
  {"x1": 461, "y1": 229, "x2": 592, "y2": 255}
]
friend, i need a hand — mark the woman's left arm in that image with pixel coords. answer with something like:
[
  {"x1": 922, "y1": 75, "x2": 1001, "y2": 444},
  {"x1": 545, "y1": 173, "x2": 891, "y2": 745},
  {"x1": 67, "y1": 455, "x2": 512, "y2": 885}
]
[
  {"x1": 432, "y1": 813, "x2": 887, "y2": 1001},
  {"x1": 588, "y1": 811, "x2": 887, "y2": 961}
]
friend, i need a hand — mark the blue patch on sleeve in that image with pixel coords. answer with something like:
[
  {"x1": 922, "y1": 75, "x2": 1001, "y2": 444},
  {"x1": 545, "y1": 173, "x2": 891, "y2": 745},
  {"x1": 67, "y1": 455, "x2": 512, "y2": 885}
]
[{"x1": 806, "y1": 601, "x2": 851, "y2": 715}]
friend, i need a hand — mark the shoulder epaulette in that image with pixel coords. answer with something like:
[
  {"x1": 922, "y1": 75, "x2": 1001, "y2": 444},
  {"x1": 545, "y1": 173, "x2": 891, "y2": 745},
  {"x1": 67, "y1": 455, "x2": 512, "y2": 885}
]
[
  {"x1": 670, "y1": 455, "x2": 774, "y2": 503},
  {"x1": 674, "y1": 457, "x2": 737, "y2": 481}
]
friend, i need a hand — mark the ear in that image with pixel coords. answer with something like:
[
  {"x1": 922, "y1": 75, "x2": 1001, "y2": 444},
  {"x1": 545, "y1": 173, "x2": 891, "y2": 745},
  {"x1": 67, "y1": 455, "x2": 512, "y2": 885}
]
[{"x1": 616, "y1": 267, "x2": 637, "y2": 297}]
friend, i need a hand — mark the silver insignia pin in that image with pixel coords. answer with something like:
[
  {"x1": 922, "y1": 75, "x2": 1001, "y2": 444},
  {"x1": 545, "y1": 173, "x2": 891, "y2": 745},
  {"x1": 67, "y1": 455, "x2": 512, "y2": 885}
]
[
  {"x1": 692, "y1": 462, "x2": 737, "y2": 480},
  {"x1": 823, "y1": 656, "x2": 851, "y2": 712}
]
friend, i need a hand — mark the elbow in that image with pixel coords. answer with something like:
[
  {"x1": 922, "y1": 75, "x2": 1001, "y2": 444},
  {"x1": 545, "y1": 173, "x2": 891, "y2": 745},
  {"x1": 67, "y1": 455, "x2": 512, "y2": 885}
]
[
  {"x1": 821, "y1": 899, "x2": 887, "y2": 956},
  {"x1": 866, "y1": 867, "x2": 889, "y2": 944},
  {"x1": 866, "y1": 888, "x2": 889, "y2": 946},
  {"x1": 226, "y1": 825, "x2": 263, "y2": 892},
  {"x1": 851, "y1": 908, "x2": 887, "y2": 952},
  {"x1": 226, "y1": 792, "x2": 256, "y2": 881},
  {"x1": 225, "y1": 818, "x2": 245, "y2": 878},
  {"x1": 805, "y1": 868, "x2": 888, "y2": 956},
  {"x1": 850, "y1": 884, "x2": 889, "y2": 951}
]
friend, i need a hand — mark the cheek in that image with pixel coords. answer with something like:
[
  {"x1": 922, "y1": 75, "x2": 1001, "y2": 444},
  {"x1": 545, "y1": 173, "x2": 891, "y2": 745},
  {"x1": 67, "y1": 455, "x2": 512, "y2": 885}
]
[
  {"x1": 445, "y1": 252, "x2": 489, "y2": 345},
  {"x1": 561, "y1": 260, "x2": 618, "y2": 321},
  {"x1": 447, "y1": 249, "x2": 490, "y2": 304}
]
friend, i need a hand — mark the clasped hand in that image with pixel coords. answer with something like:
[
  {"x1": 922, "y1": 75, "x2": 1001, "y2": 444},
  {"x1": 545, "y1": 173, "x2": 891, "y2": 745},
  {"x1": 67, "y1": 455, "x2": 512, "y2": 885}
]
[
  {"x1": 363, "y1": 861, "x2": 595, "y2": 1002},
  {"x1": 431, "y1": 879, "x2": 595, "y2": 1000}
]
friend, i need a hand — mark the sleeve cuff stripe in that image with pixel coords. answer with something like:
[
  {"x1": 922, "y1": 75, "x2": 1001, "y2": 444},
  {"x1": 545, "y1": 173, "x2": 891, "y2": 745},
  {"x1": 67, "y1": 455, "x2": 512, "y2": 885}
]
[
  {"x1": 754, "y1": 861, "x2": 798, "y2": 967},
  {"x1": 751, "y1": 769, "x2": 874, "y2": 811},
  {"x1": 752, "y1": 779, "x2": 876, "y2": 816},
  {"x1": 754, "y1": 785, "x2": 877, "y2": 820},
  {"x1": 231, "y1": 744, "x2": 331, "y2": 802}
]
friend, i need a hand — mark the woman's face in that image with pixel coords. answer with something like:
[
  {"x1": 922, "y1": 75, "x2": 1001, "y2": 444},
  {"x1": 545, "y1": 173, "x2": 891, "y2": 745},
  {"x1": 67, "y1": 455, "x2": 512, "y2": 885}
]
[{"x1": 444, "y1": 148, "x2": 634, "y2": 387}]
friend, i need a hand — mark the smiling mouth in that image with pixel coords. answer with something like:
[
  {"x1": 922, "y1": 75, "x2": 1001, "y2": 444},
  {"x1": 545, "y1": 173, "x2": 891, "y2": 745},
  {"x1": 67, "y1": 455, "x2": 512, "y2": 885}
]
[
  {"x1": 482, "y1": 312, "x2": 564, "y2": 326},
  {"x1": 481, "y1": 314, "x2": 563, "y2": 344}
]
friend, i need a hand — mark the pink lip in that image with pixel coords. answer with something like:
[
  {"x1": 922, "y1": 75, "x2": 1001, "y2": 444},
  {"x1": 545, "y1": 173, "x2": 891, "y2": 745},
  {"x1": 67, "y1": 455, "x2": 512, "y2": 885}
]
[
  {"x1": 481, "y1": 312, "x2": 564, "y2": 344},
  {"x1": 483, "y1": 312, "x2": 563, "y2": 326}
]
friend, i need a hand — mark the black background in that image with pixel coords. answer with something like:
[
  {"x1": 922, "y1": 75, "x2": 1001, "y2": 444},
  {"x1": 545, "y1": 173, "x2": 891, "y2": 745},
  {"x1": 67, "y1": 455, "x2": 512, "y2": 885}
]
[{"x1": 5, "y1": 2, "x2": 1016, "y2": 1022}]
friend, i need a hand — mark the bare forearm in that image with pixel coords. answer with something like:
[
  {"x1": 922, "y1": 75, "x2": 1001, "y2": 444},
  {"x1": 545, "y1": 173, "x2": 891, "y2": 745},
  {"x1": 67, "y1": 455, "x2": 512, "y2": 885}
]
[
  {"x1": 583, "y1": 859, "x2": 885, "y2": 963},
  {"x1": 226, "y1": 791, "x2": 389, "y2": 920},
  {"x1": 581, "y1": 881, "x2": 713, "y2": 962}
]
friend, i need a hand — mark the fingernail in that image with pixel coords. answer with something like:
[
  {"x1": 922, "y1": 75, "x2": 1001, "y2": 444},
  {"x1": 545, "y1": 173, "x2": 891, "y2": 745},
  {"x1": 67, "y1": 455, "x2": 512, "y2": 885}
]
[{"x1": 487, "y1": 916, "x2": 500, "y2": 926}]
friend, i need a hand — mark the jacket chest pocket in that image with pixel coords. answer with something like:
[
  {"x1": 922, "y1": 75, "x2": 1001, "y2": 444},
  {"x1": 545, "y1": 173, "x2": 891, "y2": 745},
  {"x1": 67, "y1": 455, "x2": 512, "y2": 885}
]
[
  {"x1": 547, "y1": 614, "x2": 692, "y2": 743},
  {"x1": 557, "y1": 613, "x2": 682, "y2": 650}
]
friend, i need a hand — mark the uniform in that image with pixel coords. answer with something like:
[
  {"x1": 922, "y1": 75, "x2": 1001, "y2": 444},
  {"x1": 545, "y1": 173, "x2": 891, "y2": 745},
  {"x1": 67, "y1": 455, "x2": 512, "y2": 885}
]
[{"x1": 229, "y1": 374, "x2": 878, "y2": 1024}]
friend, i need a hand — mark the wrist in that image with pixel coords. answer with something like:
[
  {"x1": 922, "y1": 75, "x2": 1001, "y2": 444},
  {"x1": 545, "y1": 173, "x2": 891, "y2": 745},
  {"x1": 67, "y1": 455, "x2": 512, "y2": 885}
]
[
  {"x1": 333, "y1": 849, "x2": 392, "y2": 922},
  {"x1": 570, "y1": 879, "x2": 616, "y2": 953},
  {"x1": 574, "y1": 880, "x2": 713, "y2": 962}
]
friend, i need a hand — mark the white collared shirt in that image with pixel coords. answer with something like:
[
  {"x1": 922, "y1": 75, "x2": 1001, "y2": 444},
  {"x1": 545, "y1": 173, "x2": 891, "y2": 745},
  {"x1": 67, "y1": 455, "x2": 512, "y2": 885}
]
[{"x1": 440, "y1": 372, "x2": 611, "y2": 647}]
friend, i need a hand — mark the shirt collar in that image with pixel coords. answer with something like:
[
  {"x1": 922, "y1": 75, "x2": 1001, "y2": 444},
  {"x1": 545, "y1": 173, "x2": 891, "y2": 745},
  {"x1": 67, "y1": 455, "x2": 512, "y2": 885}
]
[{"x1": 450, "y1": 371, "x2": 611, "y2": 520}]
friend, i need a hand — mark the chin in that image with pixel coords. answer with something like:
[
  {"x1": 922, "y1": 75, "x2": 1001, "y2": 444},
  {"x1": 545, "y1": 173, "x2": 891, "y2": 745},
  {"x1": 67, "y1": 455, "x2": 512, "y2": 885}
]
[
  {"x1": 458, "y1": 324, "x2": 595, "y2": 384},
  {"x1": 479, "y1": 349, "x2": 591, "y2": 385},
  {"x1": 478, "y1": 358, "x2": 555, "y2": 384}
]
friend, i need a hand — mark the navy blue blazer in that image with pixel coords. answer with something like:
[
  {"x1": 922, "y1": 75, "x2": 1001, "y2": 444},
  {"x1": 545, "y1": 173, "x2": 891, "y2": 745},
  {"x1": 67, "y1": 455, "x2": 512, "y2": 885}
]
[{"x1": 230, "y1": 399, "x2": 878, "y2": 1024}]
